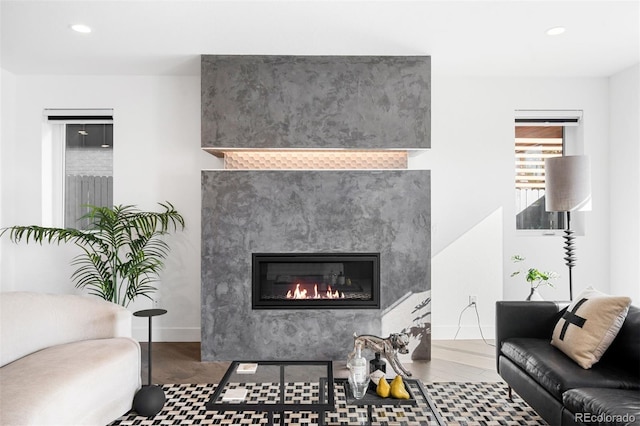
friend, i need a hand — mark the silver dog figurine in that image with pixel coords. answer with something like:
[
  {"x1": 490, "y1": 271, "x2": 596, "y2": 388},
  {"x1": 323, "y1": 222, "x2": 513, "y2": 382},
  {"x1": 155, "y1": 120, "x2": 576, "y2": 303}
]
[{"x1": 347, "y1": 332, "x2": 412, "y2": 377}]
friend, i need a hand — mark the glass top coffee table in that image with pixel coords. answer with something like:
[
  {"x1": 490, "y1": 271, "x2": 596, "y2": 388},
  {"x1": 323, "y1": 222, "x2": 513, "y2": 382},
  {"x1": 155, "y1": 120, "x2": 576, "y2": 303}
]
[
  {"x1": 206, "y1": 360, "x2": 445, "y2": 425},
  {"x1": 206, "y1": 360, "x2": 335, "y2": 425}
]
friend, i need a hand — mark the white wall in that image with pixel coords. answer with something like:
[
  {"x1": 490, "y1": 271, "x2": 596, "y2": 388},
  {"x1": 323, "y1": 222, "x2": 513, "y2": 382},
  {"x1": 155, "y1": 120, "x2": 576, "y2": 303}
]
[
  {"x1": 609, "y1": 63, "x2": 640, "y2": 302},
  {"x1": 0, "y1": 67, "x2": 17, "y2": 292},
  {"x1": 1, "y1": 70, "x2": 635, "y2": 342},
  {"x1": 0, "y1": 74, "x2": 221, "y2": 341},
  {"x1": 412, "y1": 75, "x2": 612, "y2": 339}
]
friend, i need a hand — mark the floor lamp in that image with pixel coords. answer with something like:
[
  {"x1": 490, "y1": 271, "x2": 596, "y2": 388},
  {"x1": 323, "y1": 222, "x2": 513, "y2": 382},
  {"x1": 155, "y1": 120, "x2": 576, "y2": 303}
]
[{"x1": 545, "y1": 155, "x2": 592, "y2": 301}]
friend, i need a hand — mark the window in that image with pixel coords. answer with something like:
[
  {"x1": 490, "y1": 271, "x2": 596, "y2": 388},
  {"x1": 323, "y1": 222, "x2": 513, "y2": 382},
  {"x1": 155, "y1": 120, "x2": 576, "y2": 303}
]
[
  {"x1": 44, "y1": 109, "x2": 113, "y2": 229},
  {"x1": 514, "y1": 110, "x2": 582, "y2": 231}
]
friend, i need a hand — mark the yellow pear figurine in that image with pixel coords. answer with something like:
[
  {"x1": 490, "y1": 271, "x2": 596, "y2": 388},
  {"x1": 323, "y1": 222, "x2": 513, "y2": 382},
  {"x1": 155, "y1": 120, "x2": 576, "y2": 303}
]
[
  {"x1": 390, "y1": 375, "x2": 410, "y2": 399},
  {"x1": 376, "y1": 377, "x2": 390, "y2": 398}
]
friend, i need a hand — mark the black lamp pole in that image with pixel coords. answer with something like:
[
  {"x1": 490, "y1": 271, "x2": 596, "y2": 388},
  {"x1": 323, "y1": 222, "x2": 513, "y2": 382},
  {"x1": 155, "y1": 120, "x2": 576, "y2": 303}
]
[{"x1": 563, "y1": 211, "x2": 576, "y2": 301}]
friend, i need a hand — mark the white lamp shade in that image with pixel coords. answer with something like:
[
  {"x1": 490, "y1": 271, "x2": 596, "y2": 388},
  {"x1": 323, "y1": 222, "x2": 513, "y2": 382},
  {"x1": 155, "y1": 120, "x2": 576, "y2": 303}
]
[{"x1": 545, "y1": 155, "x2": 592, "y2": 212}]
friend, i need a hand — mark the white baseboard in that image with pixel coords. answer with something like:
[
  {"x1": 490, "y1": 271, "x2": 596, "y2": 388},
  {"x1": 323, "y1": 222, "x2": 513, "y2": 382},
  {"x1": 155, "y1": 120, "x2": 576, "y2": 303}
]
[
  {"x1": 133, "y1": 327, "x2": 200, "y2": 342},
  {"x1": 431, "y1": 325, "x2": 495, "y2": 340},
  {"x1": 132, "y1": 326, "x2": 495, "y2": 343}
]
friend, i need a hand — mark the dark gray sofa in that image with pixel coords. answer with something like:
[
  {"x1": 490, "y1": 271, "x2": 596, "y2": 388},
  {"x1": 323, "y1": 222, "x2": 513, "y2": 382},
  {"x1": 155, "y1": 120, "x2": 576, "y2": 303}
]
[{"x1": 496, "y1": 301, "x2": 640, "y2": 426}]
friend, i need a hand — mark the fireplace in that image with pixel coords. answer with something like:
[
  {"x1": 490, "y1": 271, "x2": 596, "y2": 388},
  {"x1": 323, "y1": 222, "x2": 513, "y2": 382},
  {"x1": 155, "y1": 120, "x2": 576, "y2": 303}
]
[
  {"x1": 252, "y1": 253, "x2": 380, "y2": 309},
  {"x1": 201, "y1": 55, "x2": 431, "y2": 360}
]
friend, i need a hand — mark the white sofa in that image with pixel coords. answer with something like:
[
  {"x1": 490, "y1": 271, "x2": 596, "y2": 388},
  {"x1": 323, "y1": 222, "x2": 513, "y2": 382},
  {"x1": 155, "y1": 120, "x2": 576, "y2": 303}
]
[{"x1": 0, "y1": 292, "x2": 141, "y2": 425}]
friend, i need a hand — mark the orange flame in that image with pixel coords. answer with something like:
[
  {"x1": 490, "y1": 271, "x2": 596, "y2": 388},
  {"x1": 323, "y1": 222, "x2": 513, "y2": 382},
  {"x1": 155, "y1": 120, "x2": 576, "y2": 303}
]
[
  {"x1": 285, "y1": 283, "x2": 308, "y2": 299},
  {"x1": 285, "y1": 283, "x2": 345, "y2": 300}
]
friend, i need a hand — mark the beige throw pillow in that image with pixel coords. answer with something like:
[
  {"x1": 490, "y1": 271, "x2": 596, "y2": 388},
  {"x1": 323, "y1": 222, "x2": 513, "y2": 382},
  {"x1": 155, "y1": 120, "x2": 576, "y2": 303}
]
[{"x1": 551, "y1": 287, "x2": 631, "y2": 369}]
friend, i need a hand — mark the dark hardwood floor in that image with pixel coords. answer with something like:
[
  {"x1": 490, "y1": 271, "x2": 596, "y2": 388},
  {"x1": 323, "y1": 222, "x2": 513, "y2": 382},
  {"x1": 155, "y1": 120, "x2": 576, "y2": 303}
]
[{"x1": 141, "y1": 340, "x2": 502, "y2": 385}]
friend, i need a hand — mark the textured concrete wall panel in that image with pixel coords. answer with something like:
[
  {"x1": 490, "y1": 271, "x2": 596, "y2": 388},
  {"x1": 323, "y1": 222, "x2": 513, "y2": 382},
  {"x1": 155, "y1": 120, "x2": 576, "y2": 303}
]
[
  {"x1": 201, "y1": 56, "x2": 431, "y2": 150},
  {"x1": 201, "y1": 170, "x2": 430, "y2": 360}
]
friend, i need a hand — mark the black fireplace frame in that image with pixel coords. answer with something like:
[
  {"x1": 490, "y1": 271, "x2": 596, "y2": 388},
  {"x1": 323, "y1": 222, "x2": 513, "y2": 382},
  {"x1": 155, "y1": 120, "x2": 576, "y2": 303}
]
[{"x1": 252, "y1": 252, "x2": 380, "y2": 310}]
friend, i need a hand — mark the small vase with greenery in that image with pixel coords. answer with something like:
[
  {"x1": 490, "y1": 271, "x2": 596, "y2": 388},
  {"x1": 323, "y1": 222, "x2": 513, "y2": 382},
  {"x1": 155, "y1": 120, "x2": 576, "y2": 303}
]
[
  {"x1": 1, "y1": 202, "x2": 185, "y2": 307},
  {"x1": 511, "y1": 255, "x2": 558, "y2": 301}
]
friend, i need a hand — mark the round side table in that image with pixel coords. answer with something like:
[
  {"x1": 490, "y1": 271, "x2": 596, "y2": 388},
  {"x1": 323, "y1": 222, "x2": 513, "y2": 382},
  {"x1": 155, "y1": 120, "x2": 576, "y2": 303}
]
[{"x1": 132, "y1": 308, "x2": 167, "y2": 417}]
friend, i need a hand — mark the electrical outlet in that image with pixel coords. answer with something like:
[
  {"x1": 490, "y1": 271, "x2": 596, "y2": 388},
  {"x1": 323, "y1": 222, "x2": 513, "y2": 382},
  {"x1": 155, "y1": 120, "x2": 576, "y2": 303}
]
[{"x1": 469, "y1": 295, "x2": 477, "y2": 305}]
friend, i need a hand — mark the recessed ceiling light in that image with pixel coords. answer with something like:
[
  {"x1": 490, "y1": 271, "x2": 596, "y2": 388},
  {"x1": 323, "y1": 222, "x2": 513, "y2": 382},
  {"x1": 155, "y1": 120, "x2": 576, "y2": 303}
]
[
  {"x1": 71, "y1": 24, "x2": 92, "y2": 34},
  {"x1": 546, "y1": 26, "x2": 566, "y2": 36}
]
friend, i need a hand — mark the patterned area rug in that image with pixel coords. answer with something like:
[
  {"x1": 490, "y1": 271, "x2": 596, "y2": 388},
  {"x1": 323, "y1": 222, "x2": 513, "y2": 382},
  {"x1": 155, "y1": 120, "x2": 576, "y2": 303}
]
[
  {"x1": 426, "y1": 383, "x2": 547, "y2": 426},
  {"x1": 110, "y1": 381, "x2": 546, "y2": 425}
]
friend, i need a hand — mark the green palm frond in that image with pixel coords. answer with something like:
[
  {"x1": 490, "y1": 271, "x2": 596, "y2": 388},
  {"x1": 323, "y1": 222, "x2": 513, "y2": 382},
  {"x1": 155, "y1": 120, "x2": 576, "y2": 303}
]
[
  {"x1": 1, "y1": 202, "x2": 185, "y2": 307},
  {"x1": 71, "y1": 252, "x2": 114, "y2": 300},
  {"x1": 1, "y1": 225, "x2": 99, "y2": 247}
]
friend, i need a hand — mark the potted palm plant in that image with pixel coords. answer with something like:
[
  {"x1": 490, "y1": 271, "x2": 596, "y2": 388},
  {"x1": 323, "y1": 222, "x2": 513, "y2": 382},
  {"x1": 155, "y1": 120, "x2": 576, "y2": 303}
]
[{"x1": 1, "y1": 202, "x2": 185, "y2": 307}]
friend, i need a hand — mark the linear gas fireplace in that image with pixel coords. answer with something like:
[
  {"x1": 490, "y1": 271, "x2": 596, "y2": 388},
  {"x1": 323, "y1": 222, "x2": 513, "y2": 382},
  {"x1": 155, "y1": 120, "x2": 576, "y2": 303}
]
[{"x1": 252, "y1": 253, "x2": 380, "y2": 309}]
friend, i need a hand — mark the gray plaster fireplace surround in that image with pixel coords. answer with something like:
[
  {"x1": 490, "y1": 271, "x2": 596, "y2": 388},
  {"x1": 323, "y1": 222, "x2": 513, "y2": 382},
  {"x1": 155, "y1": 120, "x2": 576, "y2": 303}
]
[{"x1": 200, "y1": 55, "x2": 431, "y2": 361}]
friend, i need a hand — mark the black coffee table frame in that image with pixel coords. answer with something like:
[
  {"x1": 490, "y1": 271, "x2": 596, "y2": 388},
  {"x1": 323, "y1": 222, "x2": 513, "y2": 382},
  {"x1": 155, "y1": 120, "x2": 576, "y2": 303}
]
[
  {"x1": 206, "y1": 360, "x2": 335, "y2": 426},
  {"x1": 206, "y1": 360, "x2": 445, "y2": 425},
  {"x1": 336, "y1": 377, "x2": 446, "y2": 426}
]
